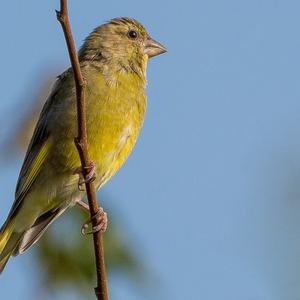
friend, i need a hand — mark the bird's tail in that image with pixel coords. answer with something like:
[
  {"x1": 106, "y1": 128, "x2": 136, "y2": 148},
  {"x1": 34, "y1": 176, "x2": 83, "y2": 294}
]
[{"x1": 0, "y1": 218, "x2": 19, "y2": 274}]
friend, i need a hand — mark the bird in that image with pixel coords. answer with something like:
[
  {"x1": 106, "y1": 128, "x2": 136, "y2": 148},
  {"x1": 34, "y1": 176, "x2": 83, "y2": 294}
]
[{"x1": 0, "y1": 17, "x2": 166, "y2": 273}]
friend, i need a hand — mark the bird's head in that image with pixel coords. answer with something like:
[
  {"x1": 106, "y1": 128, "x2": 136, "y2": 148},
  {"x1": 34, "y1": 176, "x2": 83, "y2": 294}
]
[{"x1": 79, "y1": 18, "x2": 167, "y2": 78}]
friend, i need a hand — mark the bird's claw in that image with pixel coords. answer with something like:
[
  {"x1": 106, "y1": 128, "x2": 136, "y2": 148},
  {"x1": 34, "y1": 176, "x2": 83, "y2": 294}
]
[
  {"x1": 81, "y1": 207, "x2": 108, "y2": 235},
  {"x1": 74, "y1": 161, "x2": 96, "y2": 191}
]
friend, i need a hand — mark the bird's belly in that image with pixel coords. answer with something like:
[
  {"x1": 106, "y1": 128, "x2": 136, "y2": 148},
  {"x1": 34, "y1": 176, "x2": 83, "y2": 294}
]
[{"x1": 91, "y1": 123, "x2": 140, "y2": 188}]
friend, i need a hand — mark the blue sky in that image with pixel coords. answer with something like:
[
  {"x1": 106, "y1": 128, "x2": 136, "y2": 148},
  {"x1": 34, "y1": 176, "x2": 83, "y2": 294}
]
[{"x1": 1, "y1": 0, "x2": 300, "y2": 299}]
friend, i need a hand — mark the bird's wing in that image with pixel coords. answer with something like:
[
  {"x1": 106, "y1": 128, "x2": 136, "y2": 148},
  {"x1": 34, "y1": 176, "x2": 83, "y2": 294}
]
[
  {"x1": 14, "y1": 123, "x2": 51, "y2": 213},
  {"x1": 9, "y1": 77, "x2": 65, "y2": 219},
  {"x1": 13, "y1": 206, "x2": 67, "y2": 255}
]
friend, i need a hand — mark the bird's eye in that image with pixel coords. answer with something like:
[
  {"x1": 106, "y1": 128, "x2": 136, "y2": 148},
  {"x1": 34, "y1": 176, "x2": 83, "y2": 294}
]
[{"x1": 128, "y1": 30, "x2": 138, "y2": 39}]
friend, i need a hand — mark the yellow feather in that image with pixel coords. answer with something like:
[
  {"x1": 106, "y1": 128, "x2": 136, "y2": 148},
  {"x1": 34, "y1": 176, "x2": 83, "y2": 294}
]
[
  {"x1": 0, "y1": 219, "x2": 19, "y2": 273},
  {"x1": 16, "y1": 139, "x2": 51, "y2": 200},
  {"x1": 0, "y1": 219, "x2": 15, "y2": 253}
]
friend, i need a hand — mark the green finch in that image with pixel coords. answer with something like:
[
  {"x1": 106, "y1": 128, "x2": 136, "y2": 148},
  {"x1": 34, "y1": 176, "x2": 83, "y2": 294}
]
[{"x1": 0, "y1": 17, "x2": 166, "y2": 272}]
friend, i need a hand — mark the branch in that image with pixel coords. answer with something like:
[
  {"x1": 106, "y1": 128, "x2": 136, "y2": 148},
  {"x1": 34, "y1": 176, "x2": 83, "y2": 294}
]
[{"x1": 55, "y1": 1, "x2": 108, "y2": 299}]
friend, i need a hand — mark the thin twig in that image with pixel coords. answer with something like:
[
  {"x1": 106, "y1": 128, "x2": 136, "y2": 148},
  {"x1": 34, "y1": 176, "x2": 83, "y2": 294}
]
[{"x1": 55, "y1": 1, "x2": 108, "y2": 299}]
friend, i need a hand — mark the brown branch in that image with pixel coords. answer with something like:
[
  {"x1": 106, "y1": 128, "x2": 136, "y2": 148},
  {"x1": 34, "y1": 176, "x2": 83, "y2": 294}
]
[{"x1": 55, "y1": 1, "x2": 108, "y2": 299}]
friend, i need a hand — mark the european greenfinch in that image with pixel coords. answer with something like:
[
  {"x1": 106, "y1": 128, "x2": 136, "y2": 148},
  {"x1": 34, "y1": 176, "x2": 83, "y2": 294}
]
[{"x1": 0, "y1": 17, "x2": 166, "y2": 272}]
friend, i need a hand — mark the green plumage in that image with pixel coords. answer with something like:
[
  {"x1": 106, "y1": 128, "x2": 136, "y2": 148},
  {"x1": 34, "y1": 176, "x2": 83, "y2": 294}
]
[{"x1": 0, "y1": 17, "x2": 166, "y2": 272}]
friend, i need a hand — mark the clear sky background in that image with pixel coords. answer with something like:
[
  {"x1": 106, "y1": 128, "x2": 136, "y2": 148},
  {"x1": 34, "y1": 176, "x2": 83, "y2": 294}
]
[{"x1": 1, "y1": 0, "x2": 300, "y2": 299}]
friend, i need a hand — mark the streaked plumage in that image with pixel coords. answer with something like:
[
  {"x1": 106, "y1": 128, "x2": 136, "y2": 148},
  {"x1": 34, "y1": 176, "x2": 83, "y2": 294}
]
[{"x1": 0, "y1": 17, "x2": 166, "y2": 272}]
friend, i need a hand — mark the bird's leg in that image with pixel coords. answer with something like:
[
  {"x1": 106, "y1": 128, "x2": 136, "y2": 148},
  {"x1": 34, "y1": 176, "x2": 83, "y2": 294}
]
[
  {"x1": 73, "y1": 161, "x2": 96, "y2": 191},
  {"x1": 76, "y1": 200, "x2": 108, "y2": 235},
  {"x1": 76, "y1": 199, "x2": 90, "y2": 211}
]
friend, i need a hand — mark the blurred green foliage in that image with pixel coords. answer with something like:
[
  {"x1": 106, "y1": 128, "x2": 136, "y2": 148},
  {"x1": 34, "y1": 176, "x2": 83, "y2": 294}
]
[{"x1": 36, "y1": 205, "x2": 143, "y2": 296}]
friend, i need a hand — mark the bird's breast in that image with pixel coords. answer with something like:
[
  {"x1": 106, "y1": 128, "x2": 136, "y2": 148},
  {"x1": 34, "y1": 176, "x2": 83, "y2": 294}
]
[{"x1": 86, "y1": 70, "x2": 146, "y2": 188}]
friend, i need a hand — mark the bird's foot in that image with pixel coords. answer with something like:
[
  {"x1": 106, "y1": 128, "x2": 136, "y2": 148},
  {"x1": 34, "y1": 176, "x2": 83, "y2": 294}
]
[
  {"x1": 80, "y1": 206, "x2": 108, "y2": 235},
  {"x1": 73, "y1": 161, "x2": 96, "y2": 191}
]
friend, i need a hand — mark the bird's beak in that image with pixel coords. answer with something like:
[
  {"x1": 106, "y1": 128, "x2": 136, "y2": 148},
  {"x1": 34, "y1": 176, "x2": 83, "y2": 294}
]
[{"x1": 144, "y1": 37, "x2": 167, "y2": 58}]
